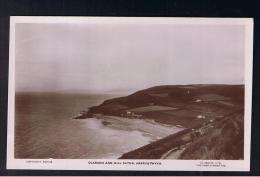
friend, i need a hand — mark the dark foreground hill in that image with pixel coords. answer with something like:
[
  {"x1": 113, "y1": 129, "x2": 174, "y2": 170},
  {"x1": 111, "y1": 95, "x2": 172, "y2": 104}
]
[
  {"x1": 119, "y1": 109, "x2": 243, "y2": 159},
  {"x1": 85, "y1": 84, "x2": 244, "y2": 159}
]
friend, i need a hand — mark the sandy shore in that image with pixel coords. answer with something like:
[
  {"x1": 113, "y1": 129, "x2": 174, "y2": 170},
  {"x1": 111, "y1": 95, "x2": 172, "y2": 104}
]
[
  {"x1": 70, "y1": 115, "x2": 184, "y2": 159},
  {"x1": 97, "y1": 115, "x2": 183, "y2": 141}
]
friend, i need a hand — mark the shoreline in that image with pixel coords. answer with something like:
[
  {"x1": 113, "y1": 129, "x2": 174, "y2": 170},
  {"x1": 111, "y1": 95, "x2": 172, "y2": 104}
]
[
  {"x1": 94, "y1": 115, "x2": 184, "y2": 141},
  {"x1": 79, "y1": 115, "x2": 185, "y2": 158}
]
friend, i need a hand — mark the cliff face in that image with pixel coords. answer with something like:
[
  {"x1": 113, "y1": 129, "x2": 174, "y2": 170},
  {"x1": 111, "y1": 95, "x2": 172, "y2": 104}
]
[{"x1": 86, "y1": 84, "x2": 244, "y2": 160}]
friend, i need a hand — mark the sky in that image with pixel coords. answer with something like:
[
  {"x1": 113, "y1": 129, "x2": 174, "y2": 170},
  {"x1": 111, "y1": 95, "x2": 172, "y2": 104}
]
[{"x1": 15, "y1": 22, "x2": 245, "y2": 93}]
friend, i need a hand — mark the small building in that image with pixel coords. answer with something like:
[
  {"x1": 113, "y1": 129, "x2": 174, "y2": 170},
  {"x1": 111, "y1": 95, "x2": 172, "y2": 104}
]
[
  {"x1": 197, "y1": 115, "x2": 206, "y2": 119},
  {"x1": 195, "y1": 99, "x2": 202, "y2": 102},
  {"x1": 121, "y1": 110, "x2": 142, "y2": 119}
]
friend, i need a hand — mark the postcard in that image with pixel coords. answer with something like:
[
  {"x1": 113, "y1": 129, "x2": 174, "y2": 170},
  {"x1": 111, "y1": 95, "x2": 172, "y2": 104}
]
[{"x1": 7, "y1": 16, "x2": 253, "y2": 171}]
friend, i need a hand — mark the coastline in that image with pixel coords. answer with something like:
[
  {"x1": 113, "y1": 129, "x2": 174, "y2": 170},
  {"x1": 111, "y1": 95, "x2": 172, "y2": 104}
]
[
  {"x1": 93, "y1": 115, "x2": 184, "y2": 144},
  {"x1": 71, "y1": 115, "x2": 184, "y2": 158},
  {"x1": 83, "y1": 85, "x2": 244, "y2": 160}
]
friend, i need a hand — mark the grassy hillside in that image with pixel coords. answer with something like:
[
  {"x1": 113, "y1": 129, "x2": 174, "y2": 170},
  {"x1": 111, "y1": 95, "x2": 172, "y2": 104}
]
[{"x1": 87, "y1": 84, "x2": 244, "y2": 128}]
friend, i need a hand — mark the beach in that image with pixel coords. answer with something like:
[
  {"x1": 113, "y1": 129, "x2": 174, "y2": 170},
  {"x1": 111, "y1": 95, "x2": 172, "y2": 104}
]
[{"x1": 98, "y1": 115, "x2": 183, "y2": 141}]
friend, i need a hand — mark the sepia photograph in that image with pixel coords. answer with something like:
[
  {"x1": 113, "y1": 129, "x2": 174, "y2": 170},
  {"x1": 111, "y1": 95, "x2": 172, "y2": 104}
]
[{"x1": 7, "y1": 17, "x2": 253, "y2": 171}]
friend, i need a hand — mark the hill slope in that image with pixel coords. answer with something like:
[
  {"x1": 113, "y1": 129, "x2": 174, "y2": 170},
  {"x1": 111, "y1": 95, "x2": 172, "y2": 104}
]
[
  {"x1": 119, "y1": 110, "x2": 243, "y2": 159},
  {"x1": 87, "y1": 85, "x2": 244, "y2": 127}
]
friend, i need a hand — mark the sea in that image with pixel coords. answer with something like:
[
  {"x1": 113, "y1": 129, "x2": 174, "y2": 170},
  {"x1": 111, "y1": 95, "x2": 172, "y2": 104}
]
[{"x1": 15, "y1": 92, "x2": 181, "y2": 159}]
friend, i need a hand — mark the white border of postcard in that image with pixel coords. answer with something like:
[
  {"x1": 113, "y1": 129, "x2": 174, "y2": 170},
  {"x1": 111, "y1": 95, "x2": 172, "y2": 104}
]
[{"x1": 7, "y1": 16, "x2": 253, "y2": 171}]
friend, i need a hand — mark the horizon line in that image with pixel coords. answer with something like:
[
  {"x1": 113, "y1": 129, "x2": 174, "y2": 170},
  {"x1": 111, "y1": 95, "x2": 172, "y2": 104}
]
[{"x1": 15, "y1": 83, "x2": 245, "y2": 94}]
